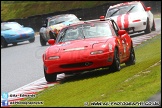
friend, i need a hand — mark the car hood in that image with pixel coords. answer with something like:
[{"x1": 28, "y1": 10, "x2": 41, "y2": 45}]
[
  {"x1": 1, "y1": 27, "x2": 33, "y2": 35},
  {"x1": 46, "y1": 37, "x2": 110, "y2": 55},
  {"x1": 109, "y1": 11, "x2": 147, "y2": 28}
]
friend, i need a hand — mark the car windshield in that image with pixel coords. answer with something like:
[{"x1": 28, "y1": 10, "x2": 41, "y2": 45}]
[
  {"x1": 56, "y1": 22, "x2": 113, "y2": 43},
  {"x1": 106, "y1": 2, "x2": 145, "y2": 17},
  {"x1": 48, "y1": 15, "x2": 79, "y2": 26},
  {"x1": 1, "y1": 22, "x2": 22, "y2": 31}
]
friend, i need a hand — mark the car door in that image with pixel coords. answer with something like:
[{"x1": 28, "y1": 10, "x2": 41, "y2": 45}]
[{"x1": 110, "y1": 20, "x2": 128, "y2": 62}]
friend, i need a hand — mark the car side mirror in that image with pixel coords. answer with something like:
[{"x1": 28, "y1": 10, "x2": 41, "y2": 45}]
[
  {"x1": 118, "y1": 30, "x2": 126, "y2": 36},
  {"x1": 48, "y1": 39, "x2": 55, "y2": 45},
  {"x1": 79, "y1": 18, "x2": 82, "y2": 20},
  {"x1": 42, "y1": 24, "x2": 47, "y2": 27},
  {"x1": 146, "y1": 7, "x2": 151, "y2": 11}
]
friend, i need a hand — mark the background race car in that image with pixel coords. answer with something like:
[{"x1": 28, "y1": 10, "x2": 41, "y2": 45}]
[
  {"x1": 39, "y1": 14, "x2": 81, "y2": 46},
  {"x1": 105, "y1": 1, "x2": 156, "y2": 34},
  {"x1": 1, "y1": 22, "x2": 35, "y2": 48}
]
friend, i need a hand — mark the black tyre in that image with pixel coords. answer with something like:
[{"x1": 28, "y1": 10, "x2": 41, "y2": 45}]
[
  {"x1": 125, "y1": 46, "x2": 136, "y2": 66},
  {"x1": 29, "y1": 37, "x2": 35, "y2": 43},
  {"x1": 1, "y1": 37, "x2": 8, "y2": 48},
  {"x1": 49, "y1": 31, "x2": 56, "y2": 40},
  {"x1": 44, "y1": 68, "x2": 57, "y2": 82},
  {"x1": 12, "y1": 42, "x2": 17, "y2": 46},
  {"x1": 40, "y1": 34, "x2": 46, "y2": 46},
  {"x1": 144, "y1": 18, "x2": 151, "y2": 34},
  {"x1": 109, "y1": 48, "x2": 121, "y2": 72},
  {"x1": 151, "y1": 19, "x2": 156, "y2": 31}
]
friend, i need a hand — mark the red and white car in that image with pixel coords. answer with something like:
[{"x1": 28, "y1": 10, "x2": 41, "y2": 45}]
[
  {"x1": 105, "y1": 1, "x2": 156, "y2": 34},
  {"x1": 42, "y1": 16, "x2": 136, "y2": 82}
]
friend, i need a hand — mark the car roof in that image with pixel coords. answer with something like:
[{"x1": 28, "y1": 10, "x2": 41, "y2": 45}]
[{"x1": 109, "y1": 1, "x2": 140, "y2": 9}]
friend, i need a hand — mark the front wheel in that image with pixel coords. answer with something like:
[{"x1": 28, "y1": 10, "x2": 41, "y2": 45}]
[
  {"x1": 125, "y1": 46, "x2": 136, "y2": 66},
  {"x1": 1, "y1": 37, "x2": 8, "y2": 48},
  {"x1": 44, "y1": 68, "x2": 57, "y2": 82},
  {"x1": 144, "y1": 19, "x2": 151, "y2": 34},
  {"x1": 29, "y1": 37, "x2": 35, "y2": 43},
  {"x1": 109, "y1": 48, "x2": 121, "y2": 72},
  {"x1": 151, "y1": 19, "x2": 156, "y2": 31},
  {"x1": 40, "y1": 34, "x2": 46, "y2": 46}
]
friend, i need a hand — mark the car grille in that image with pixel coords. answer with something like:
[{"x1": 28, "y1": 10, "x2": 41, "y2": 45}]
[{"x1": 60, "y1": 62, "x2": 93, "y2": 68}]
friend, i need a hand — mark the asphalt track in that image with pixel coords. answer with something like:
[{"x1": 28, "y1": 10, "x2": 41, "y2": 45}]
[{"x1": 1, "y1": 18, "x2": 161, "y2": 106}]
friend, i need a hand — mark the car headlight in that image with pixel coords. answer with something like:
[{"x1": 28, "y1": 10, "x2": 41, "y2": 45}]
[
  {"x1": 90, "y1": 50, "x2": 103, "y2": 55},
  {"x1": 48, "y1": 56, "x2": 60, "y2": 60}
]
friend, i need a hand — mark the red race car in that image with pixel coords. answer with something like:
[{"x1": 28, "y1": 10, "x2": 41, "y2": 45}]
[{"x1": 43, "y1": 16, "x2": 136, "y2": 82}]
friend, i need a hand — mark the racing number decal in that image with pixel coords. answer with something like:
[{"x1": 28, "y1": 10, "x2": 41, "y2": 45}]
[
  {"x1": 117, "y1": 39, "x2": 120, "y2": 45},
  {"x1": 122, "y1": 38, "x2": 127, "y2": 58},
  {"x1": 122, "y1": 40, "x2": 126, "y2": 53}
]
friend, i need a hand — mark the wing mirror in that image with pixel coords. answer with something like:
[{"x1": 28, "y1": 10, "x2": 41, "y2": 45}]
[
  {"x1": 118, "y1": 30, "x2": 126, "y2": 36},
  {"x1": 146, "y1": 7, "x2": 151, "y2": 11},
  {"x1": 48, "y1": 39, "x2": 55, "y2": 45},
  {"x1": 100, "y1": 16, "x2": 105, "y2": 21}
]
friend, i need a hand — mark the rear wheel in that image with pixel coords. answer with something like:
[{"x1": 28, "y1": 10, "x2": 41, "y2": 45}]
[
  {"x1": 44, "y1": 68, "x2": 57, "y2": 82},
  {"x1": 125, "y1": 46, "x2": 136, "y2": 66},
  {"x1": 144, "y1": 18, "x2": 151, "y2": 34},
  {"x1": 40, "y1": 34, "x2": 46, "y2": 46},
  {"x1": 1, "y1": 37, "x2": 8, "y2": 48},
  {"x1": 109, "y1": 48, "x2": 121, "y2": 72},
  {"x1": 151, "y1": 19, "x2": 156, "y2": 31}
]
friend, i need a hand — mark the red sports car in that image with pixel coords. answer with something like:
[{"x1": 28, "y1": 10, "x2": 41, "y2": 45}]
[{"x1": 43, "y1": 16, "x2": 136, "y2": 82}]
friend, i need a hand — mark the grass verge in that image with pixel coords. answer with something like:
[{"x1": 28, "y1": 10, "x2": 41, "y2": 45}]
[
  {"x1": 12, "y1": 34, "x2": 161, "y2": 107},
  {"x1": 1, "y1": 1, "x2": 118, "y2": 21}
]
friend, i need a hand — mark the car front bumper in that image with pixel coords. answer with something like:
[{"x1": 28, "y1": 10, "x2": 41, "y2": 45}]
[{"x1": 43, "y1": 51, "x2": 114, "y2": 74}]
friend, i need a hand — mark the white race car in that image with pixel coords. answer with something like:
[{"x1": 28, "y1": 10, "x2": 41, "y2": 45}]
[{"x1": 105, "y1": 1, "x2": 156, "y2": 34}]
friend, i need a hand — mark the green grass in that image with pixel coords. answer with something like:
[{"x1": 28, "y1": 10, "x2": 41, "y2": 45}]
[
  {"x1": 154, "y1": 13, "x2": 161, "y2": 18},
  {"x1": 12, "y1": 34, "x2": 161, "y2": 107},
  {"x1": 1, "y1": 1, "x2": 120, "y2": 21}
]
